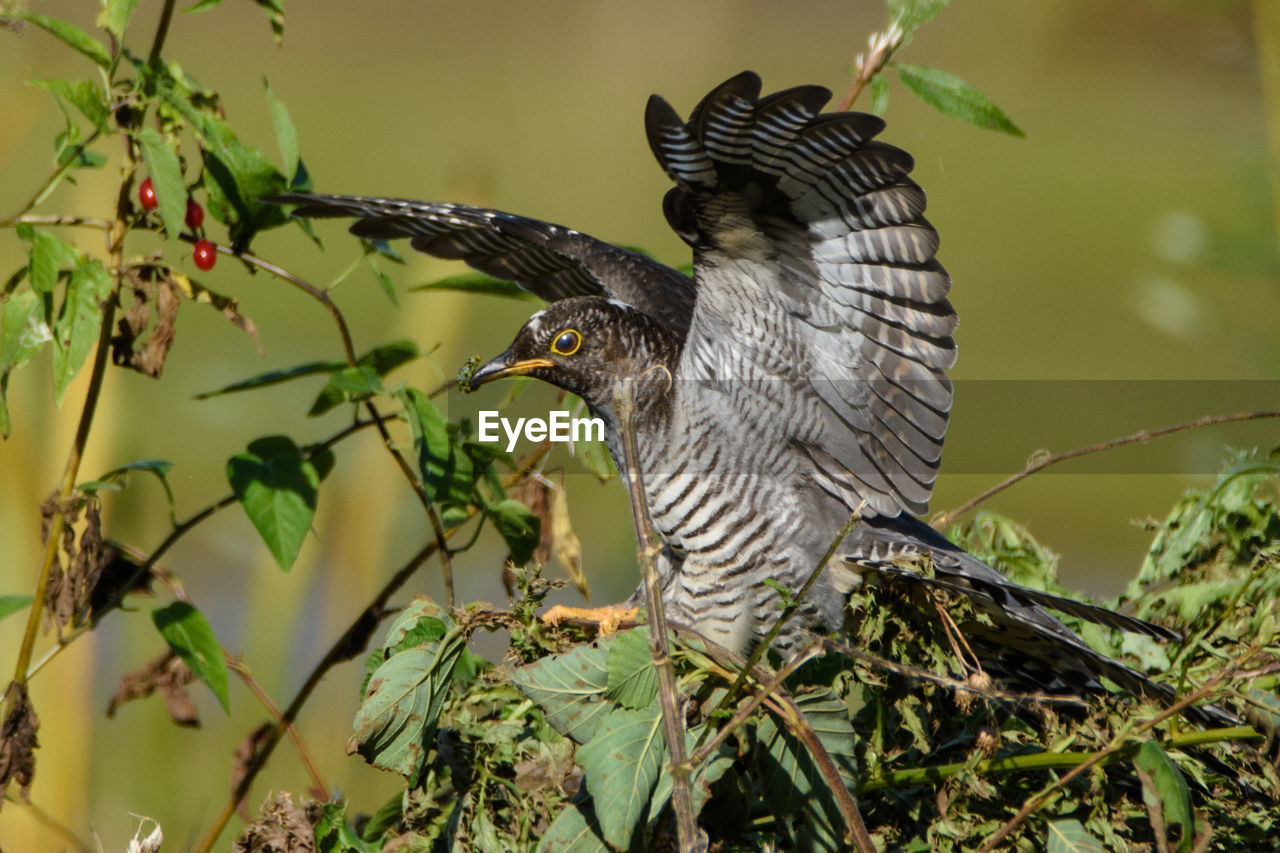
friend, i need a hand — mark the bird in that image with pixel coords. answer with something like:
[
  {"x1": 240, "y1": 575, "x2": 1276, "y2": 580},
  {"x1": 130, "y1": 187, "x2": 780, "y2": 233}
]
[{"x1": 267, "y1": 71, "x2": 1231, "y2": 725}]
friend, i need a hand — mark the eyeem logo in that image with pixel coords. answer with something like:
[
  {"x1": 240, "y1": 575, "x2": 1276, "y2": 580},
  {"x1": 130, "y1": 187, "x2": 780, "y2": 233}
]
[{"x1": 477, "y1": 410, "x2": 605, "y2": 452}]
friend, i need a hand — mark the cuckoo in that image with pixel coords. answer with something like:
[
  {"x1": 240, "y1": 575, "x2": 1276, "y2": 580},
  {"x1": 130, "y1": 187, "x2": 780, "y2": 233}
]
[{"x1": 270, "y1": 72, "x2": 1229, "y2": 724}]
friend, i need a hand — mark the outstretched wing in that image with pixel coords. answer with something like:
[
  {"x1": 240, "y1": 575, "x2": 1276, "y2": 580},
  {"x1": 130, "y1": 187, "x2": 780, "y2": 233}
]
[
  {"x1": 268, "y1": 193, "x2": 697, "y2": 337},
  {"x1": 647, "y1": 72, "x2": 956, "y2": 517}
]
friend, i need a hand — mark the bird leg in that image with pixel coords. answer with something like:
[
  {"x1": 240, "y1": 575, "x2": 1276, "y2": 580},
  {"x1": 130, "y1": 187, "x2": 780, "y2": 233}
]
[{"x1": 541, "y1": 604, "x2": 640, "y2": 636}]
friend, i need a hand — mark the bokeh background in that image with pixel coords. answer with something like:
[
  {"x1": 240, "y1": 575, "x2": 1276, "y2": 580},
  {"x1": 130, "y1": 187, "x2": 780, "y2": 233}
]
[{"x1": 2, "y1": 0, "x2": 1278, "y2": 848}]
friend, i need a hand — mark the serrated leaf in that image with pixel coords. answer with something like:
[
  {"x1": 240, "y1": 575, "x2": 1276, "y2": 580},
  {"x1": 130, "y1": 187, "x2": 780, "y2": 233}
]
[
  {"x1": 263, "y1": 79, "x2": 299, "y2": 181},
  {"x1": 19, "y1": 14, "x2": 112, "y2": 68},
  {"x1": 195, "y1": 359, "x2": 345, "y2": 399},
  {"x1": 348, "y1": 624, "x2": 467, "y2": 783},
  {"x1": 1046, "y1": 820, "x2": 1106, "y2": 853},
  {"x1": 52, "y1": 257, "x2": 111, "y2": 405},
  {"x1": 97, "y1": 0, "x2": 141, "y2": 40},
  {"x1": 152, "y1": 601, "x2": 230, "y2": 712},
  {"x1": 536, "y1": 800, "x2": 611, "y2": 853},
  {"x1": 896, "y1": 63, "x2": 1025, "y2": 137},
  {"x1": 137, "y1": 128, "x2": 188, "y2": 240},
  {"x1": 226, "y1": 435, "x2": 320, "y2": 571},
  {"x1": 411, "y1": 271, "x2": 536, "y2": 300},
  {"x1": 29, "y1": 77, "x2": 109, "y2": 131},
  {"x1": 577, "y1": 704, "x2": 665, "y2": 851},
  {"x1": 605, "y1": 628, "x2": 658, "y2": 709},
  {"x1": 0, "y1": 595, "x2": 34, "y2": 623},
  {"x1": 1134, "y1": 740, "x2": 1195, "y2": 852},
  {"x1": 511, "y1": 636, "x2": 615, "y2": 743}
]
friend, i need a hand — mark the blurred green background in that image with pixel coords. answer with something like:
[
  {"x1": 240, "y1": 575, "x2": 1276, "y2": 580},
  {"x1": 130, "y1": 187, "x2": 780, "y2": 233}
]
[{"x1": 1, "y1": 0, "x2": 1277, "y2": 848}]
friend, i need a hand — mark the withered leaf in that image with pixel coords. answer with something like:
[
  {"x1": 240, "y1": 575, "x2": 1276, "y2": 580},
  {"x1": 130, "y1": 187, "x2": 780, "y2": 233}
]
[
  {"x1": 41, "y1": 494, "x2": 105, "y2": 636},
  {"x1": 88, "y1": 541, "x2": 155, "y2": 621},
  {"x1": 512, "y1": 475, "x2": 554, "y2": 566},
  {"x1": 232, "y1": 723, "x2": 276, "y2": 821},
  {"x1": 112, "y1": 269, "x2": 180, "y2": 378},
  {"x1": 233, "y1": 790, "x2": 319, "y2": 853},
  {"x1": 170, "y1": 269, "x2": 262, "y2": 354},
  {"x1": 0, "y1": 680, "x2": 39, "y2": 803},
  {"x1": 107, "y1": 649, "x2": 200, "y2": 727}
]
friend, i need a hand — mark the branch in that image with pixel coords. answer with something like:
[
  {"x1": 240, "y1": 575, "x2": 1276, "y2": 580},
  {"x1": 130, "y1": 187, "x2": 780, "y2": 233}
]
[
  {"x1": 612, "y1": 378, "x2": 699, "y2": 852},
  {"x1": 934, "y1": 410, "x2": 1280, "y2": 527}
]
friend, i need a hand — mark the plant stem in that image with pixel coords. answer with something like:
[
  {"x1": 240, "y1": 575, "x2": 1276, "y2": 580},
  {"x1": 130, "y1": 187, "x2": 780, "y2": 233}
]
[
  {"x1": 613, "y1": 378, "x2": 699, "y2": 852},
  {"x1": 935, "y1": 410, "x2": 1280, "y2": 526}
]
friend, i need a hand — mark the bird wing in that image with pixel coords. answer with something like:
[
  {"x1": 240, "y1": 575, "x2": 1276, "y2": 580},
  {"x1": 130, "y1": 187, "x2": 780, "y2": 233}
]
[
  {"x1": 647, "y1": 72, "x2": 956, "y2": 517},
  {"x1": 267, "y1": 193, "x2": 697, "y2": 337}
]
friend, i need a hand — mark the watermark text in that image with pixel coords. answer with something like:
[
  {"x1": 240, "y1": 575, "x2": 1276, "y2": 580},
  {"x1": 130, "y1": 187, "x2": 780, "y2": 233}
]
[{"x1": 477, "y1": 410, "x2": 604, "y2": 452}]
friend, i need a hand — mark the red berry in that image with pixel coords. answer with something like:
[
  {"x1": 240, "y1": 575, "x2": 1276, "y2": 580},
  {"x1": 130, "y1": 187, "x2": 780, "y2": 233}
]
[
  {"x1": 192, "y1": 239, "x2": 217, "y2": 271},
  {"x1": 185, "y1": 198, "x2": 204, "y2": 229},
  {"x1": 138, "y1": 177, "x2": 158, "y2": 211}
]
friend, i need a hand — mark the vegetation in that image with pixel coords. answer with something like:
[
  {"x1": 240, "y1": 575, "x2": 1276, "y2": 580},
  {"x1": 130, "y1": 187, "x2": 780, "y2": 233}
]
[{"x1": 1, "y1": 1, "x2": 1276, "y2": 851}]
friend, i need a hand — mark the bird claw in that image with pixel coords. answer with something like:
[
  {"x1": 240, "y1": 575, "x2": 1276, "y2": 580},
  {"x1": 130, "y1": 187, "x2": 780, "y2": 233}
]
[{"x1": 542, "y1": 604, "x2": 640, "y2": 636}]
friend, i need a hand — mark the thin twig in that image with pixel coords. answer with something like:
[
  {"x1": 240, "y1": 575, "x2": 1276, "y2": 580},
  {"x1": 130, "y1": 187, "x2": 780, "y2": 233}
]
[
  {"x1": 613, "y1": 378, "x2": 699, "y2": 852},
  {"x1": 836, "y1": 22, "x2": 905, "y2": 111},
  {"x1": 225, "y1": 656, "x2": 328, "y2": 799},
  {"x1": 2, "y1": 793, "x2": 94, "y2": 853},
  {"x1": 975, "y1": 663, "x2": 1244, "y2": 853},
  {"x1": 934, "y1": 409, "x2": 1280, "y2": 527}
]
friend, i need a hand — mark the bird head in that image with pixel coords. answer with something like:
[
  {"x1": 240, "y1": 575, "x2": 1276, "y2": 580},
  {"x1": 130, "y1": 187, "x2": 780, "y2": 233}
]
[{"x1": 462, "y1": 297, "x2": 678, "y2": 413}]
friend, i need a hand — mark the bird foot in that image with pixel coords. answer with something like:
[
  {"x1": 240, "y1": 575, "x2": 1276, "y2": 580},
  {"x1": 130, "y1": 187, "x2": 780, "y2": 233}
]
[{"x1": 542, "y1": 604, "x2": 640, "y2": 636}]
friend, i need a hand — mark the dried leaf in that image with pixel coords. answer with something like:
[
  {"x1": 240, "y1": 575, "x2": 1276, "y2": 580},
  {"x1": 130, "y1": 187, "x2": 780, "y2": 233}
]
[
  {"x1": 0, "y1": 681, "x2": 39, "y2": 802},
  {"x1": 106, "y1": 649, "x2": 200, "y2": 727},
  {"x1": 233, "y1": 791, "x2": 319, "y2": 853},
  {"x1": 550, "y1": 477, "x2": 588, "y2": 600},
  {"x1": 169, "y1": 269, "x2": 262, "y2": 353},
  {"x1": 232, "y1": 723, "x2": 275, "y2": 820},
  {"x1": 112, "y1": 270, "x2": 181, "y2": 377},
  {"x1": 41, "y1": 494, "x2": 104, "y2": 635}
]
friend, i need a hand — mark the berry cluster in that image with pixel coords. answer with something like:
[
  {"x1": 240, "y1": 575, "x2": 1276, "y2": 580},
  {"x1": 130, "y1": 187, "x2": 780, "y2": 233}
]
[{"x1": 138, "y1": 177, "x2": 217, "y2": 271}]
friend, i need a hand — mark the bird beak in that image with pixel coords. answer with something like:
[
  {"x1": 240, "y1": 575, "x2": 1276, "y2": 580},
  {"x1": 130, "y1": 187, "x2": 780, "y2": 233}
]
[{"x1": 462, "y1": 351, "x2": 555, "y2": 392}]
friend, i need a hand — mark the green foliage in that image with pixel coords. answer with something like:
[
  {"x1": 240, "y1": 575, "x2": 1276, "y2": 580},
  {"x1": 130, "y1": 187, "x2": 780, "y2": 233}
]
[
  {"x1": 227, "y1": 435, "x2": 324, "y2": 571},
  {"x1": 896, "y1": 64, "x2": 1025, "y2": 138},
  {"x1": 151, "y1": 601, "x2": 229, "y2": 712}
]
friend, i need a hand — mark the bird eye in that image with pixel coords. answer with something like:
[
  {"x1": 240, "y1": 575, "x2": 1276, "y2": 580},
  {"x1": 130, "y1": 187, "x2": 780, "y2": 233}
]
[{"x1": 550, "y1": 328, "x2": 582, "y2": 356}]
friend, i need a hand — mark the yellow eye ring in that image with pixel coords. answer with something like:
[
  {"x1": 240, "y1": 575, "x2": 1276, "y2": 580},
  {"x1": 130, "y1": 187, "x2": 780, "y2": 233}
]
[{"x1": 550, "y1": 328, "x2": 582, "y2": 356}]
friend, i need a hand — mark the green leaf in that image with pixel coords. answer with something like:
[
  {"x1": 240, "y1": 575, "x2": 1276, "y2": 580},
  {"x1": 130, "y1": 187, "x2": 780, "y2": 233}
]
[
  {"x1": 314, "y1": 801, "x2": 377, "y2": 853},
  {"x1": 226, "y1": 436, "x2": 320, "y2": 571},
  {"x1": 263, "y1": 80, "x2": 300, "y2": 182},
  {"x1": 195, "y1": 359, "x2": 346, "y2": 399},
  {"x1": 97, "y1": 0, "x2": 141, "y2": 40},
  {"x1": 29, "y1": 78, "x2": 109, "y2": 131},
  {"x1": 183, "y1": 0, "x2": 223, "y2": 13},
  {"x1": 488, "y1": 498, "x2": 540, "y2": 565},
  {"x1": 52, "y1": 257, "x2": 112, "y2": 405},
  {"x1": 605, "y1": 627, "x2": 658, "y2": 710},
  {"x1": 19, "y1": 14, "x2": 112, "y2": 69},
  {"x1": 136, "y1": 128, "x2": 188, "y2": 240},
  {"x1": 1, "y1": 289, "x2": 52, "y2": 372},
  {"x1": 576, "y1": 704, "x2": 665, "y2": 851},
  {"x1": 25, "y1": 229, "x2": 80, "y2": 294},
  {"x1": 411, "y1": 271, "x2": 536, "y2": 300},
  {"x1": 349, "y1": 620, "x2": 467, "y2": 783},
  {"x1": 536, "y1": 801, "x2": 611, "y2": 853},
  {"x1": 1045, "y1": 819, "x2": 1106, "y2": 853},
  {"x1": 252, "y1": 0, "x2": 285, "y2": 44},
  {"x1": 896, "y1": 63, "x2": 1025, "y2": 137},
  {"x1": 758, "y1": 689, "x2": 857, "y2": 850},
  {"x1": 152, "y1": 602, "x2": 230, "y2": 712},
  {"x1": 1134, "y1": 740, "x2": 1195, "y2": 852},
  {"x1": 395, "y1": 386, "x2": 474, "y2": 506},
  {"x1": 869, "y1": 74, "x2": 890, "y2": 116},
  {"x1": 0, "y1": 595, "x2": 34, "y2": 624},
  {"x1": 511, "y1": 636, "x2": 615, "y2": 743},
  {"x1": 649, "y1": 723, "x2": 735, "y2": 825},
  {"x1": 309, "y1": 365, "x2": 381, "y2": 416},
  {"x1": 163, "y1": 95, "x2": 287, "y2": 247},
  {"x1": 889, "y1": 0, "x2": 950, "y2": 33}
]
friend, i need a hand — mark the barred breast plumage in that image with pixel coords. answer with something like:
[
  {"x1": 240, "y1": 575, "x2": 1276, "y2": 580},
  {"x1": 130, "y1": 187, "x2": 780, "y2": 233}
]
[{"x1": 269, "y1": 71, "x2": 1234, "y2": 726}]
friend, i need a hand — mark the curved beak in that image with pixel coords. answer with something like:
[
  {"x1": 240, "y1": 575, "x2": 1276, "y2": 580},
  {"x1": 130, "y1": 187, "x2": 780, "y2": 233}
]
[{"x1": 462, "y1": 351, "x2": 554, "y2": 392}]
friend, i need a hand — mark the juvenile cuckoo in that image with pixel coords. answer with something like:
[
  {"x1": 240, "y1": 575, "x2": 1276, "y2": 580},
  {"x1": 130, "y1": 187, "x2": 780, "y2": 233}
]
[{"x1": 271, "y1": 72, "x2": 1228, "y2": 724}]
